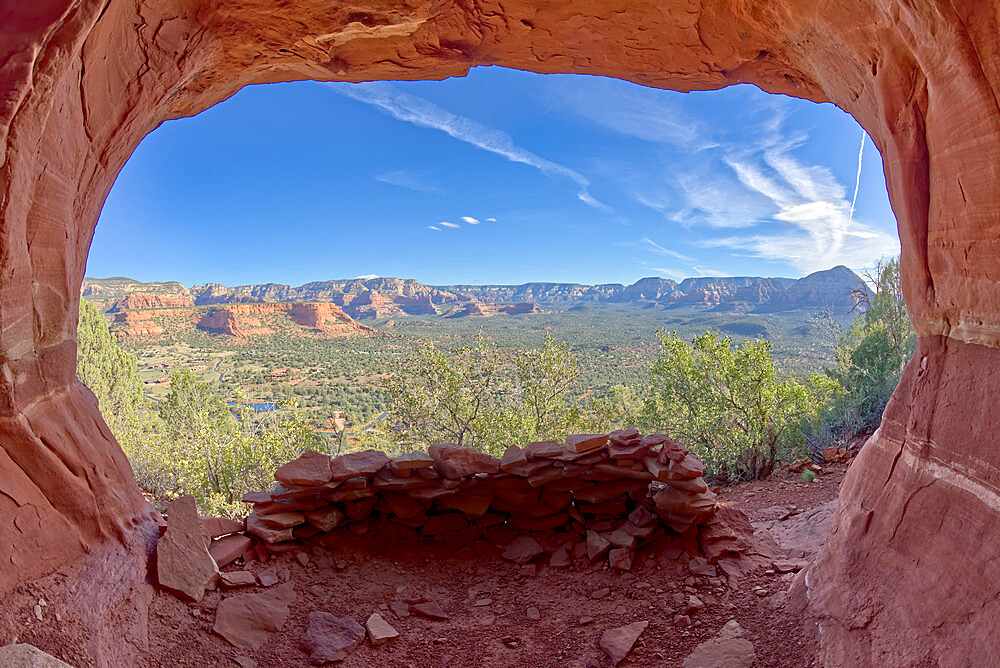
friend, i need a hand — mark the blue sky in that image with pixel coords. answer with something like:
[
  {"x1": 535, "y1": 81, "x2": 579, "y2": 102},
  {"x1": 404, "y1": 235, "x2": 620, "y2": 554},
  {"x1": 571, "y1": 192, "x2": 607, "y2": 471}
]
[{"x1": 90, "y1": 67, "x2": 899, "y2": 287}]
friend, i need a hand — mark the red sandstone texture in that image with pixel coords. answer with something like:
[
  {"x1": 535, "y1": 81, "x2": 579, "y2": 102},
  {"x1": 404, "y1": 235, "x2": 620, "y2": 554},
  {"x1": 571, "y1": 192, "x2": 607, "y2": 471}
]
[
  {"x1": 197, "y1": 302, "x2": 373, "y2": 339},
  {"x1": 108, "y1": 293, "x2": 195, "y2": 312},
  {"x1": 111, "y1": 311, "x2": 170, "y2": 340},
  {"x1": 2, "y1": 1, "x2": 1000, "y2": 664}
]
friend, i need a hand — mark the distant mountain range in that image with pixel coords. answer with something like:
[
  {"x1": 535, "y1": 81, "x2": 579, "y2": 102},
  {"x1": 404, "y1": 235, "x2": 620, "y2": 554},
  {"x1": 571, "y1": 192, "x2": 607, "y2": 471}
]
[{"x1": 83, "y1": 266, "x2": 869, "y2": 323}]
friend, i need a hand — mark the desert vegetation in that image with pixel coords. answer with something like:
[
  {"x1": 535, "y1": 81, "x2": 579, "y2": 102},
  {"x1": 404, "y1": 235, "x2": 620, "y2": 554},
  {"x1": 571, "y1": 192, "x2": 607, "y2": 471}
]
[{"x1": 78, "y1": 260, "x2": 911, "y2": 514}]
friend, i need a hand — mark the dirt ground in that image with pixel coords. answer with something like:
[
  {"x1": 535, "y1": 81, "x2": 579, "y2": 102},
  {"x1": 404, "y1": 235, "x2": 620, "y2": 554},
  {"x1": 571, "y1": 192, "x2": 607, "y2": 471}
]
[
  {"x1": 0, "y1": 462, "x2": 848, "y2": 667},
  {"x1": 136, "y1": 463, "x2": 849, "y2": 668}
]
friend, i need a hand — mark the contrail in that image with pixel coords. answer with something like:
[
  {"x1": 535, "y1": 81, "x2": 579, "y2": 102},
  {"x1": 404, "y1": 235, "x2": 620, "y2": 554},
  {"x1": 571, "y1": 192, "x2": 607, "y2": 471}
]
[{"x1": 848, "y1": 128, "x2": 866, "y2": 224}]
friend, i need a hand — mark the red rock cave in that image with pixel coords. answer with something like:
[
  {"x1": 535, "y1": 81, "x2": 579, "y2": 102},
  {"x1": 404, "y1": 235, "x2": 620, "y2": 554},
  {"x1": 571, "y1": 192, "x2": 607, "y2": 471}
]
[{"x1": 1, "y1": 1, "x2": 998, "y2": 665}]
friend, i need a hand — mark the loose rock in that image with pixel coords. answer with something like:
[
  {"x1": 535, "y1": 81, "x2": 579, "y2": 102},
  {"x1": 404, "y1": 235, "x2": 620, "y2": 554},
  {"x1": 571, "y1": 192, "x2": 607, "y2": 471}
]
[
  {"x1": 600, "y1": 620, "x2": 648, "y2": 665},
  {"x1": 0, "y1": 644, "x2": 73, "y2": 667},
  {"x1": 502, "y1": 536, "x2": 544, "y2": 564},
  {"x1": 157, "y1": 495, "x2": 220, "y2": 601},
  {"x1": 275, "y1": 450, "x2": 333, "y2": 486},
  {"x1": 220, "y1": 571, "x2": 257, "y2": 588},
  {"x1": 365, "y1": 612, "x2": 399, "y2": 645},
  {"x1": 301, "y1": 612, "x2": 365, "y2": 664},
  {"x1": 410, "y1": 600, "x2": 450, "y2": 620},
  {"x1": 213, "y1": 583, "x2": 294, "y2": 650}
]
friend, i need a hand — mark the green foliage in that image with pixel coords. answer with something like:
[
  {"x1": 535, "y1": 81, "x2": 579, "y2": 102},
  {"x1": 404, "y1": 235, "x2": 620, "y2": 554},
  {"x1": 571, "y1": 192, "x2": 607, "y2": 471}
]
[
  {"x1": 78, "y1": 301, "x2": 327, "y2": 515},
  {"x1": 817, "y1": 258, "x2": 914, "y2": 442},
  {"x1": 801, "y1": 469, "x2": 817, "y2": 483},
  {"x1": 586, "y1": 384, "x2": 644, "y2": 433},
  {"x1": 387, "y1": 333, "x2": 588, "y2": 456},
  {"x1": 640, "y1": 331, "x2": 832, "y2": 481},
  {"x1": 156, "y1": 369, "x2": 327, "y2": 515},
  {"x1": 77, "y1": 300, "x2": 147, "y2": 448},
  {"x1": 77, "y1": 300, "x2": 175, "y2": 495}
]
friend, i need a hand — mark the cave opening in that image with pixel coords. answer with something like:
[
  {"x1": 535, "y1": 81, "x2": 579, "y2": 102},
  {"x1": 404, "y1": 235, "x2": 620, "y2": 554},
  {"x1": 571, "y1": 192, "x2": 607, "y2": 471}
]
[{"x1": 2, "y1": 2, "x2": 998, "y2": 665}]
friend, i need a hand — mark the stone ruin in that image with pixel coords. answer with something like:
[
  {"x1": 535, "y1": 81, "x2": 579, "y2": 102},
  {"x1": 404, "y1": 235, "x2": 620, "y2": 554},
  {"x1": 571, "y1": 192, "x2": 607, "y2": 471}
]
[
  {"x1": 156, "y1": 430, "x2": 765, "y2": 605},
  {"x1": 3, "y1": 1, "x2": 1000, "y2": 665}
]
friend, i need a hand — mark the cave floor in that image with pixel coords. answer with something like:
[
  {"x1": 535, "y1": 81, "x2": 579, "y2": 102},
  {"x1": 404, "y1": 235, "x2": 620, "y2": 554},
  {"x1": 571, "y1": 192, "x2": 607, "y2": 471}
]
[{"x1": 138, "y1": 464, "x2": 846, "y2": 668}]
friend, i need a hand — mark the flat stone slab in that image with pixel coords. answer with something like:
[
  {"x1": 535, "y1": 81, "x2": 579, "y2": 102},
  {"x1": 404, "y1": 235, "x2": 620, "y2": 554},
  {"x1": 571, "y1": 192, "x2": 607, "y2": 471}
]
[
  {"x1": 157, "y1": 495, "x2": 219, "y2": 601},
  {"x1": 0, "y1": 644, "x2": 73, "y2": 667},
  {"x1": 600, "y1": 620, "x2": 648, "y2": 665},
  {"x1": 754, "y1": 500, "x2": 837, "y2": 558},
  {"x1": 213, "y1": 583, "x2": 295, "y2": 650}
]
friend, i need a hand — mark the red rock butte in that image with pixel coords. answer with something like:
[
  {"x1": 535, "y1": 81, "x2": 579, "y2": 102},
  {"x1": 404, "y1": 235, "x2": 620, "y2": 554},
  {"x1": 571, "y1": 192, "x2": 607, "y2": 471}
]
[{"x1": 0, "y1": 1, "x2": 998, "y2": 665}]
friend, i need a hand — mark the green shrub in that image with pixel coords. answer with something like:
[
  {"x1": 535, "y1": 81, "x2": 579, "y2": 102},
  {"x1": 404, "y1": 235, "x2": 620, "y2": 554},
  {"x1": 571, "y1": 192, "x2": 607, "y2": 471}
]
[
  {"x1": 812, "y1": 258, "x2": 914, "y2": 449},
  {"x1": 640, "y1": 330, "x2": 835, "y2": 481},
  {"x1": 387, "y1": 332, "x2": 588, "y2": 456}
]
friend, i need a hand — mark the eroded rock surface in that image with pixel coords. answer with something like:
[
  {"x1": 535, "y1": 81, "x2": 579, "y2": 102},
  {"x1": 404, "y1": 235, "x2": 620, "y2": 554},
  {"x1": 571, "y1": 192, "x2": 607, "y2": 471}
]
[{"x1": 2, "y1": 1, "x2": 1000, "y2": 665}]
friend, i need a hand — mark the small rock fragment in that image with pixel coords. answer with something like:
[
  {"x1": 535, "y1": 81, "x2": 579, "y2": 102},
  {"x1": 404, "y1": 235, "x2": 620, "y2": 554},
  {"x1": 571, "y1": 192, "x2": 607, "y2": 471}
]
[
  {"x1": 586, "y1": 530, "x2": 611, "y2": 561},
  {"x1": 365, "y1": 612, "x2": 399, "y2": 645},
  {"x1": 410, "y1": 600, "x2": 450, "y2": 620},
  {"x1": 257, "y1": 570, "x2": 279, "y2": 587},
  {"x1": 609, "y1": 548, "x2": 633, "y2": 571},
  {"x1": 600, "y1": 620, "x2": 649, "y2": 665},
  {"x1": 549, "y1": 545, "x2": 572, "y2": 568},
  {"x1": 301, "y1": 611, "x2": 365, "y2": 664},
  {"x1": 688, "y1": 556, "x2": 717, "y2": 577},
  {"x1": 526, "y1": 607, "x2": 540, "y2": 621},
  {"x1": 213, "y1": 584, "x2": 295, "y2": 650},
  {"x1": 683, "y1": 635, "x2": 757, "y2": 667},
  {"x1": 502, "y1": 536, "x2": 544, "y2": 564},
  {"x1": 220, "y1": 571, "x2": 257, "y2": 588},
  {"x1": 389, "y1": 600, "x2": 411, "y2": 619}
]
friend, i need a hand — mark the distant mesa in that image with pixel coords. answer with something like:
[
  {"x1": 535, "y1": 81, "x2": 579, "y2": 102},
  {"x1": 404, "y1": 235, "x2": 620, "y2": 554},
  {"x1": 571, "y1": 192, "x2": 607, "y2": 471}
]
[
  {"x1": 109, "y1": 293, "x2": 194, "y2": 312},
  {"x1": 83, "y1": 265, "x2": 868, "y2": 341}
]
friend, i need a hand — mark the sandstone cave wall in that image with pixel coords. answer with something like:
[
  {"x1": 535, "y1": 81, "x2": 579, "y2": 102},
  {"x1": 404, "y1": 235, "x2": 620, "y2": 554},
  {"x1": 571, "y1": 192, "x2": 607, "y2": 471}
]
[{"x1": 2, "y1": 1, "x2": 1000, "y2": 664}]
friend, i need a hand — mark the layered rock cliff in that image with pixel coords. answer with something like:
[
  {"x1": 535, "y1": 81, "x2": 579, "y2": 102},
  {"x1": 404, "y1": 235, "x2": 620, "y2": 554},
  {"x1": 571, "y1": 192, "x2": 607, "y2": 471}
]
[
  {"x1": 3, "y1": 1, "x2": 1000, "y2": 665},
  {"x1": 86, "y1": 264, "x2": 867, "y2": 319}
]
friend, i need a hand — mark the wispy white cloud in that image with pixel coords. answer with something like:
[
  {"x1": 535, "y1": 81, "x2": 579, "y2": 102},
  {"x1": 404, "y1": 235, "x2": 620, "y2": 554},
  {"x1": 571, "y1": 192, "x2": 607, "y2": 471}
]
[
  {"x1": 375, "y1": 170, "x2": 442, "y2": 193},
  {"x1": 629, "y1": 107, "x2": 898, "y2": 273},
  {"x1": 427, "y1": 225, "x2": 441, "y2": 231},
  {"x1": 552, "y1": 77, "x2": 713, "y2": 150},
  {"x1": 461, "y1": 216, "x2": 480, "y2": 224},
  {"x1": 329, "y1": 82, "x2": 611, "y2": 213},
  {"x1": 640, "y1": 237, "x2": 694, "y2": 262},
  {"x1": 487, "y1": 217, "x2": 497, "y2": 222},
  {"x1": 439, "y1": 221, "x2": 460, "y2": 229},
  {"x1": 355, "y1": 274, "x2": 379, "y2": 279},
  {"x1": 691, "y1": 265, "x2": 728, "y2": 277},
  {"x1": 651, "y1": 266, "x2": 689, "y2": 281},
  {"x1": 701, "y1": 142, "x2": 898, "y2": 272}
]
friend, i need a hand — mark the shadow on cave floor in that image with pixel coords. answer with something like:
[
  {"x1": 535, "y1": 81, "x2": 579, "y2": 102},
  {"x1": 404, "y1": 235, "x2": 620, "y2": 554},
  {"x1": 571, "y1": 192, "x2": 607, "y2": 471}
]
[{"x1": 133, "y1": 465, "x2": 846, "y2": 668}]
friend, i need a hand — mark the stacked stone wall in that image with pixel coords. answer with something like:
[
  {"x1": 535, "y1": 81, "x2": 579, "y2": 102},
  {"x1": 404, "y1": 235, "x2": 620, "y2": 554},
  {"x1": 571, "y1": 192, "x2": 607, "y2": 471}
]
[{"x1": 201, "y1": 430, "x2": 752, "y2": 576}]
